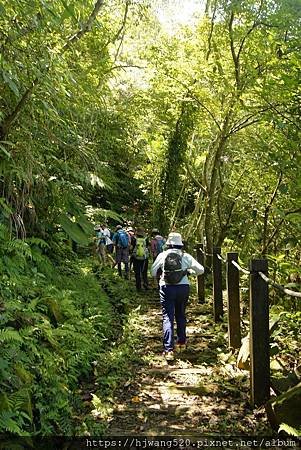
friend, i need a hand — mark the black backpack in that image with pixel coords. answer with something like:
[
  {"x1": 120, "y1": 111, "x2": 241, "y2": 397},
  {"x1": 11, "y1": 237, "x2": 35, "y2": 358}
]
[{"x1": 163, "y1": 252, "x2": 187, "y2": 285}]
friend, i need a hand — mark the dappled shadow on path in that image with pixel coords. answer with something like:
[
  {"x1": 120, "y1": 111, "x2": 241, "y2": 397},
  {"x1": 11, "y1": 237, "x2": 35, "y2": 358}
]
[{"x1": 106, "y1": 289, "x2": 271, "y2": 436}]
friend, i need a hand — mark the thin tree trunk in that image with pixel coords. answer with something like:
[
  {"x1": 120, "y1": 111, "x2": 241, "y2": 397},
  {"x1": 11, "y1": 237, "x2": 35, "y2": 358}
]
[
  {"x1": 262, "y1": 172, "x2": 283, "y2": 255},
  {"x1": 204, "y1": 113, "x2": 231, "y2": 259}
]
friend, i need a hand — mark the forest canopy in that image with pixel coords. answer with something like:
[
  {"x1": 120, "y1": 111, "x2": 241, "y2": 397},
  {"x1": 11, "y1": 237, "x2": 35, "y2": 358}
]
[{"x1": 1, "y1": 0, "x2": 300, "y2": 257}]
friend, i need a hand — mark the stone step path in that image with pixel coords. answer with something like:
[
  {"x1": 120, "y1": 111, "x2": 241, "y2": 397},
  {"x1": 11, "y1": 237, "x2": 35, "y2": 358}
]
[{"x1": 106, "y1": 290, "x2": 270, "y2": 436}]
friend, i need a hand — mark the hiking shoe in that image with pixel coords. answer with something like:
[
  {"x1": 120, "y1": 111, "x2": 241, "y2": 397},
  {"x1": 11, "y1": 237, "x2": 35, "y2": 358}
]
[{"x1": 163, "y1": 351, "x2": 174, "y2": 361}]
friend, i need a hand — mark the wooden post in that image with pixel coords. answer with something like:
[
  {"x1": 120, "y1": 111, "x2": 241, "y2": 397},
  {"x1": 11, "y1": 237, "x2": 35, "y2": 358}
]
[
  {"x1": 196, "y1": 243, "x2": 205, "y2": 303},
  {"x1": 213, "y1": 247, "x2": 223, "y2": 322},
  {"x1": 226, "y1": 253, "x2": 241, "y2": 349},
  {"x1": 249, "y1": 259, "x2": 270, "y2": 407}
]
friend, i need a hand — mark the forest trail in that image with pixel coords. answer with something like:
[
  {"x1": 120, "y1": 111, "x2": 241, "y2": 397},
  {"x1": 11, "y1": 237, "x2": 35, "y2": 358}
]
[{"x1": 105, "y1": 283, "x2": 271, "y2": 436}]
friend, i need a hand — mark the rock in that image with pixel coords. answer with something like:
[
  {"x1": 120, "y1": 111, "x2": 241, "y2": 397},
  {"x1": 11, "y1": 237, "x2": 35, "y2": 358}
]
[
  {"x1": 265, "y1": 382, "x2": 301, "y2": 432},
  {"x1": 237, "y1": 335, "x2": 249, "y2": 370},
  {"x1": 271, "y1": 372, "x2": 299, "y2": 395}
]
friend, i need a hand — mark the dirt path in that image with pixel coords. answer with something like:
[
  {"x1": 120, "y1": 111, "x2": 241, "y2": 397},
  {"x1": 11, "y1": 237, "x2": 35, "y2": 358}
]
[{"x1": 106, "y1": 288, "x2": 271, "y2": 436}]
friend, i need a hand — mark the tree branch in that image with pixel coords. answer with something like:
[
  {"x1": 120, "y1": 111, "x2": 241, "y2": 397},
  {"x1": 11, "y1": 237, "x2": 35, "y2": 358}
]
[
  {"x1": 162, "y1": 73, "x2": 222, "y2": 131},
  {"x1": 0, "y1": 77, "x2": 39, "y2": 140},
  {"x1": 228, "y1": 10, "x2": 261, "y2": 90},
  {"x1": 206, "y1": 1, "x2": 217, "y2": 61},
  {"x1": 102, "y1": 64, "x2": 146, "y2": 75},
  {"x1": 0, "y1": 0, "x2": 106, "y2": 140},
  {"x1": 113, "y1": 1, "x2": 130, "y2": 63},
  {"x1": 262, "y1": 171, "x2": 283, "y2": 254},
  {"x1": 228, "y1": 107, "x2": 272, "y2": 135},
  {"x1": 263, "y1": 100, "x2": 301, "y2": 131},
  {"x1": 266, "y1": 208, "x2": 301, "y2": 248},
  {"x1": 236, "y1": 0, "x2": 263, "y2": 61},
  {"x1": 228, "y1": 11, "x2": 240, "y2": 89},
  {"x1": 184, "y1": 161, "x2": 207, "y2": 193},
  {"x1": 237, "y1": 21, "x2": 260, "y2": 62},
  {"x1": 63, "y1": 0, "x2": 105, "y2": 51},
  {"x1": 191, "y1": 92, "x2": 222, "y2": 131}
]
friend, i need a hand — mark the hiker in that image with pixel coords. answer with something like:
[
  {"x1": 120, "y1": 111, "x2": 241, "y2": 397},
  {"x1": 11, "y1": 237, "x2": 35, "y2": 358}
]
[
  {"x1": 94, "y1": 225, "x2": 106, "y2": 264},
  {"x1": 102, "y1": 224, "x2": 114, "y2": 254},
  {"x1": 151, "y1": 232, "x2": 204, "y2": 361},
  {"x1": 112, "y1": 225, "x2": 130, "y2": 278},
  {"x1": 151, "y1": 229, "x2": 166, "y2": 288},
  {"x1": 131, "y1": 227, "x2": 150, "y2": 291},
  {"x1": 127, "y1": 227, "x2": 136, "y2": 274},
  {"x1": 151, "y1": 229, "x2": 166, "y2": 261},
  {"x1": 127, "y1": 227, "x2": 135, "y2": 246}
]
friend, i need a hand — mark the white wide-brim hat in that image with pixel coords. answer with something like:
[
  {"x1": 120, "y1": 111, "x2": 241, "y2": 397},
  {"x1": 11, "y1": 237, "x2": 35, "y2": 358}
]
[{"x1": 166, "y1": 232, "x2": 183, "y2": 246}]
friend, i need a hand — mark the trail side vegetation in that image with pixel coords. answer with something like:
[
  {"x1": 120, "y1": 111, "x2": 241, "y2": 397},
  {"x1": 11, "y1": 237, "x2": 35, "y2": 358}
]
[{"x1": 0, "y1": 0, "x2": 300, "y2": 437}]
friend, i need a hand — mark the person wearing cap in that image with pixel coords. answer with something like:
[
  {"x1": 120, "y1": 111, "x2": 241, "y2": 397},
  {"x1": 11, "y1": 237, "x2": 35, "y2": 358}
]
[
  {"x1": 151, "y1": 232, "x2": 204, "y2": 361},
  {"x1": 151, "y1": 228, "x2": 166, "y2": 261},
  {"x1": 127, "y1": 227, "x2": 135, "y2": 245},
  {"x1": 131, "y1": 227, "x2": 150, "y2": 291}
]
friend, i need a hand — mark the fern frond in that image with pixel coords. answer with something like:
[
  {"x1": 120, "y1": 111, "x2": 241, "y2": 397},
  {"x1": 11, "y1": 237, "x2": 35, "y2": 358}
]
[
  {"x1": 0, "y1": 328, "x2": 23, "y2": 343},
  {"x1": 9, "y1": 389, "x2": 33, "y2": 422},
  {"x1": 0, "y1": 411, "x2": 23, "y2": 434},
  {"x1": 0, "y1": 393, "x2": 10, "y2": 412},
  {"x1": 0, "y1": 222, "x2": 10, "y2": 240},
  {"x1": 6, "y1": 240, "x2": 32, "y2": 259},
  {"x1": 26, "y1": 237, "x2": 49, "y2": 249},
  {"x1": 40, "y1": 296, "x2": 63, "y2": 323}
]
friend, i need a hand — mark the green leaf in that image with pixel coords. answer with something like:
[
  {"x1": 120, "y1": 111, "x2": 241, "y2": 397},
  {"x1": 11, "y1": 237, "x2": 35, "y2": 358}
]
[
  {"x1": 279, "y1": 184, "x2": 288, "y2": 194},
  {"x1": 2, "y1": 71, "x2": 19, "y2": 97},
  {"x1": 0, "y1": 144, "x2": 11, "y2": 158},
  {"x1": 278, "y1": 423, "x2": 301, "y2": 436},
  {"x1": 76, "y1": 214, "x2": 93, "y2": 235},
  {"x1": 59, "y1": 214, "x2": 89, "y2": 246},
  {"x1": 0, "y1": 329, "x2": 23, "y2": 343},
  {"x1": 60, "y1": 0, "x2": 76, "y2": 19}
]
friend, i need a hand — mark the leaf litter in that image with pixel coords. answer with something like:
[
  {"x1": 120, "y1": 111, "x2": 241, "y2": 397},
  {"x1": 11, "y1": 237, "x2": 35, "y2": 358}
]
[{"x1": 100, "y1": 290, "x2": 272, "y2": 436}]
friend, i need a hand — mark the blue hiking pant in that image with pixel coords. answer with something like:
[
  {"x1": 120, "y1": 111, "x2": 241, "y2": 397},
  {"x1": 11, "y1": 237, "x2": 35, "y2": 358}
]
[{"x1": 159, "y1": 284, "x2": 190, "y2": 352}]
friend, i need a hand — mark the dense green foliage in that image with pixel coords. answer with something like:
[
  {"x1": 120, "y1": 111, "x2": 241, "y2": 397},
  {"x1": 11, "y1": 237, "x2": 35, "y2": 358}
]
[
  {"x1": 0, "y1": 229, "x2": 138, "y2": 435},
  {"x1": 0, "y1": 0, "x2": 300, "y2": 437}
]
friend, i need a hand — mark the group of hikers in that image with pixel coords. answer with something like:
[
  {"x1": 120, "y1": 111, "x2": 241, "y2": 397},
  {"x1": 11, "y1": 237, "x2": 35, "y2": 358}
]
[{"x1": 94, "y1": 224, "x2": 204, "y2": 361}]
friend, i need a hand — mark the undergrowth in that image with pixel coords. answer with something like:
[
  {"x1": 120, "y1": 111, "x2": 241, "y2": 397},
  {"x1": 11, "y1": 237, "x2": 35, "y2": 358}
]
[{"x1": 0, "y1": 225, "x2": 137, "y2": 436}]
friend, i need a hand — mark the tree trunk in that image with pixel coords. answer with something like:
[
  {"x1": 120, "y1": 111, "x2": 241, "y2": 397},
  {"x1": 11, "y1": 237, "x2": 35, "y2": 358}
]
[{"x1": 203, "y1": 114, "x2": 231, "y2": 261}]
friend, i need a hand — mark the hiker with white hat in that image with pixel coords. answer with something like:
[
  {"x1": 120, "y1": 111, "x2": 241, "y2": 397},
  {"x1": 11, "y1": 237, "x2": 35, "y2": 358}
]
[{"x1": 151, "y1": 232, "x2": 204, "y2": 361}]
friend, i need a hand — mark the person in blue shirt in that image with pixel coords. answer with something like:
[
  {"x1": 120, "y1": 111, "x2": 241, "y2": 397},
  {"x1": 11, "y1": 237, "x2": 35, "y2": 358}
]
[
  {"x1": 112, "y1": 225, "x2": 130, "y2": 278},
  {"x1": 151, "y1": 232, "x2": 204, "y2": 361}
]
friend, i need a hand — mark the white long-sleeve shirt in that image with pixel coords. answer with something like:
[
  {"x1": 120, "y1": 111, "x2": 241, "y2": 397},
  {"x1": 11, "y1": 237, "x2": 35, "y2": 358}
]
[
  {"x1": 102, "y1": 228, "x2": 113, "y2": 246},
  {"x1": 151, "y1": 248, "x2": 204, "y2": 286}
]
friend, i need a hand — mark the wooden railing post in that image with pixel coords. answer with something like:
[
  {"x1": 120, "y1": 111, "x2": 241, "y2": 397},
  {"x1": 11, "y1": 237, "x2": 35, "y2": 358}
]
[
  {"x1": 226, "y1": 252, "x2": 241, "y2": 349},
  {"x1": 196, "y1": 243, "x2": 205, "y2": 304},
  {"x1": 213, "y1": 247, "x2": 223, "y2": 322},
  {"x1": 249, "y1": 259, "x2": 270, "y2": 407}
]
